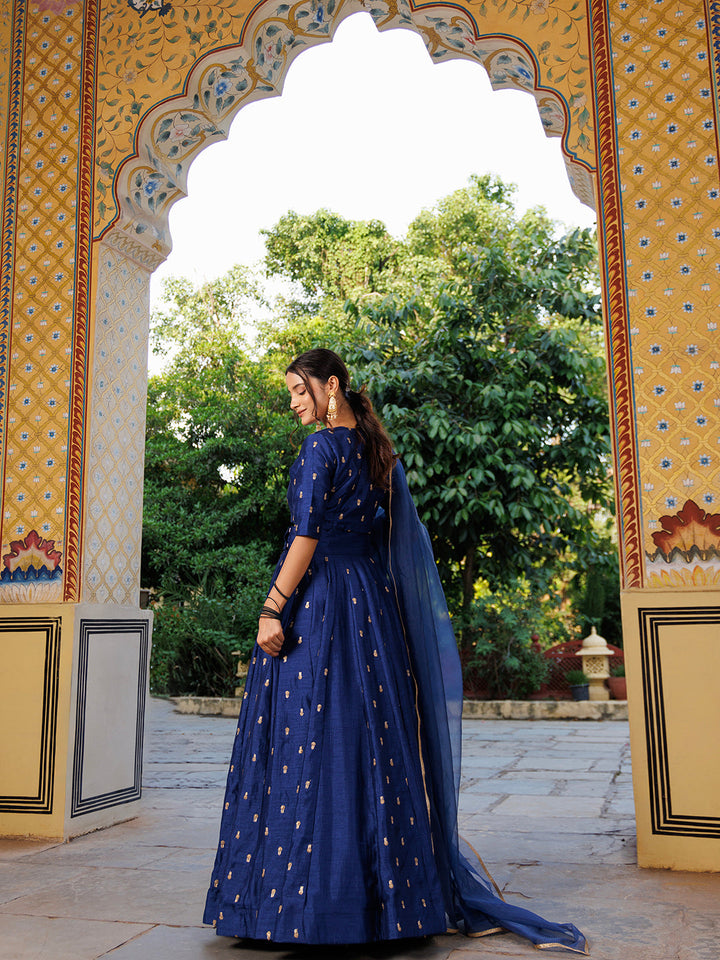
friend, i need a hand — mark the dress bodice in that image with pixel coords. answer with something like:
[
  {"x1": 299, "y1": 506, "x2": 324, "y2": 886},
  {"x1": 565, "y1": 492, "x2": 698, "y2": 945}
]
[{"x1": 287, "y1": 427, "x2": 383, "y2": 542}]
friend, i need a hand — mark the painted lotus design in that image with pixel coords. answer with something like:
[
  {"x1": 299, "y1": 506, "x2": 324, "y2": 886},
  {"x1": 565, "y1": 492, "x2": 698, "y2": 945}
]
[
  {"x1": 1, "y1": 529, "x2": 63, "y2": 584},
  {"x1": 646, "y1": 500, "x2": 720, "y2": 588},
  {"x1": 649, "y1": 500, "x2": 720, "y2": 563}
]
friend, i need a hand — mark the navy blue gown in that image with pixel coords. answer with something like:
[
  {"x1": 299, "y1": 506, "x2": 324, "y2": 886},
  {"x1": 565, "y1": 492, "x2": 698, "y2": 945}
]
[
  {"x1": 203, "y1": 427, "x2": 448, "y2": 942},
  {"x1": 204, "y1": 427, "x2": 588, "y2": 953}
]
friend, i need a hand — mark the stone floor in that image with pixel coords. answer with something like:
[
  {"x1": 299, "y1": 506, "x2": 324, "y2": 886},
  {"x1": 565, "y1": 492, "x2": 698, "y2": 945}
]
[{"x1": 1, "y1": 698, "x2": 717, "y2": 960}]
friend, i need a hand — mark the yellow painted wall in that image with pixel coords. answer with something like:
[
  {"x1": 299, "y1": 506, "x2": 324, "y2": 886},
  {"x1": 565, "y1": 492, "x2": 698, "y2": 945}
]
[{"x1": 622, "y1": 590, "x2": 720, "y2": 870}]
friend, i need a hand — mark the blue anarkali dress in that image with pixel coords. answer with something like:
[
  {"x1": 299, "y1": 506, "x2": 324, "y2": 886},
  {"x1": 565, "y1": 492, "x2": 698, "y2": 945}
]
[{"x1": 203, "y1": 427, "x2": 588, "y2": 954}]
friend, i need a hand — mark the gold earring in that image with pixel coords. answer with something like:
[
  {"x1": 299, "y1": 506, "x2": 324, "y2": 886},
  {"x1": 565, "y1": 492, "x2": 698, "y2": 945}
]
[{"x1": 327, "y1": 392, "x2": 338, "y2": 423}]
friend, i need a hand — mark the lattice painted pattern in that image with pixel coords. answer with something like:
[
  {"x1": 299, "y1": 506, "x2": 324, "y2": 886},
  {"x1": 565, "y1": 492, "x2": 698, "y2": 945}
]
[
  {"x1": 82, "y1": 245, "x2": 150, "y2": 606},
  {"x1": 0, "y1": 2, "x2": 86, "y2": 603},
  {"x1": 606, "y1": 0, "x2": 720, "y2": 587}
]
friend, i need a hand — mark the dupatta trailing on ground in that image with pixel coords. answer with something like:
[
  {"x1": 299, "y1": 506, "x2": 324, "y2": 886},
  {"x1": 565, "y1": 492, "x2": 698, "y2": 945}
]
[{"x1": 376, "y1": 461, "x2": 588, "y2": 955}]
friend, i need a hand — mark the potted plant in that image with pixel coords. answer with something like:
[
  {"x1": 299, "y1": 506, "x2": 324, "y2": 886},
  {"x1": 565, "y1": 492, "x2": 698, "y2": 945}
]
[
  {"x1": 565, "y1": 669, "x2": 590, "y2": 701},
  {"x1": 607, "y1": 664, "x2": 627, "y2": 700}
]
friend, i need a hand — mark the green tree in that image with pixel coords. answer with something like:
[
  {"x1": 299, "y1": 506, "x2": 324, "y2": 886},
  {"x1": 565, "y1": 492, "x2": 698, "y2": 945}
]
[
  {"x1": 143, "y1": 323, "x2": 302, "y2": 590},
  {"x1": 347, "y1": 180, "x2": 609, "y2": 608},
  {"x1": 262, "y1": 209, "x2": 398, "y2": 305},
  {"x1": 150, "y1": 264, "x2": 265, "y2": 359},
  {"x1": 404, "y1": 175, "x2": 600, "y2": 323},
  {"x1": 143, "y1": 277, "x2": 308, "y2": 694},
  {"x1": 259, "y1": 177, "x2": 612, "y2": 612}
]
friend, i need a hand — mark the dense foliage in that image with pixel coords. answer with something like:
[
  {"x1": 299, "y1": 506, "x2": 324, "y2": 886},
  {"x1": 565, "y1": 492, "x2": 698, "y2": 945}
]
[
  {"x1": 144, "y1": 175, "x2": 619, "y2": 697},
  {"x1": 459, "y1": 581, "x2": 556, "y2": 700},
  {"x1": 143, "y1": 270, "x2": 306, "y2": 694},
  {"x1": 148, "y1": 545, "x2": 275, "y2": 697}
]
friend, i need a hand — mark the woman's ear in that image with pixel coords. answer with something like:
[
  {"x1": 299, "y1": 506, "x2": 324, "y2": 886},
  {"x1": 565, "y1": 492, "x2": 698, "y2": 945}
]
[{"x1": 326, "y1": 375, "x2": 339, "y2": 394}]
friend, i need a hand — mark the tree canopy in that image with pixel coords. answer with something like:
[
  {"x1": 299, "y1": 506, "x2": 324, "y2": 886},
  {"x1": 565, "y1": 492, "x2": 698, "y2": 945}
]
[{"x1": 260, "y1": 174, "x2": 611, "y2": 604}]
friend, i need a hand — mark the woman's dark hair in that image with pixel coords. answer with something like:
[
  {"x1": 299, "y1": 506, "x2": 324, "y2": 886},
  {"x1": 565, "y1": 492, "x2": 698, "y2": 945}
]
[{"x1": 286, "y1": 348, "x2": 396, "y2": 489}]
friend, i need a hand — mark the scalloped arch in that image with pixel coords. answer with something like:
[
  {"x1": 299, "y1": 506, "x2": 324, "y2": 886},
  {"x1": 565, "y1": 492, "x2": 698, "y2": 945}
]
[{"x1": 100, "y1": 0, "x2": 596, "y2": 269}]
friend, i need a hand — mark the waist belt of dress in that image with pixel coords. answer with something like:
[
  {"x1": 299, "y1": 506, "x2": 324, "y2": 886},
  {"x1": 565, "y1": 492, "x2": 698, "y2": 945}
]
[{"x1": 316, "y1": 533, "x2": 373, "y2": 558}]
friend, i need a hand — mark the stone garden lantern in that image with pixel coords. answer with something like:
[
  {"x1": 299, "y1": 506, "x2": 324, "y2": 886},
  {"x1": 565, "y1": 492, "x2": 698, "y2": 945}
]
[{"x1": 579, "y1": 627, "x2": 612, "y2": 701}]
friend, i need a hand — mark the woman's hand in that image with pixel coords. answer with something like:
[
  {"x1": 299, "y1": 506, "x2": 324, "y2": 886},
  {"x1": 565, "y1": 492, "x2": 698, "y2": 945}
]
[
  {"x1": 257, "y1": 616, "x2": 284, "y2": 657},
  {"x1": 255, "y1": 537, "x2": 318, "y2": 658}
]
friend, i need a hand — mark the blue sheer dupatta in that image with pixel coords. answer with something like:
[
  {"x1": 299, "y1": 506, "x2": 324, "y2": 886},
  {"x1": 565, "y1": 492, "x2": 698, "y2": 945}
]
[{"x1": 376, "y1": 461, "x2": 589, "y2": 955}]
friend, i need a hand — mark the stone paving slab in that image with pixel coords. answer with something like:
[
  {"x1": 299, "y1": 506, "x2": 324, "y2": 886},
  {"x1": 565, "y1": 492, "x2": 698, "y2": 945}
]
[
  {"x1": 459, "y1": 778, "x2": 559, "y2": 796},
  {"x1": 496, "y1": 770, "x2": 615, "y2": 781},
  {"x1": 58, "y1": 812, "x2": 222, "y2": 849},
  {"x1": 454, "y1": 827, "x2": 637, "y2": 868},
  {"x1": 459, "y1": 814, "x2": 637, "y2": 838},
  {"x1": 546, "y1": 779, "x2": 628, "y2": 799},
  {"x1": 0, "y1": 861, "x2": 90, "y2": 904},
  {"x1": 8, "y1": 836, "x2": 184, "y2": 869},
  {"x1": 103, "y1": 927, "x2": 461, "y2": 960},
  {"x1": 457, "y1": 754, "x2": 509, "y2": 767},
  {"x1": 490, "y1": 795, "x2": 606, "y2": 818},
  {"x1": 0, "y1": 839, "x2": 57, "y2": 861},
  {"x1": 512, "y1": 756, "x2": 603, "y2": 771},
  {"x1": 0, "y1": 863, "x2": 211, "y2": 927},
  {"x1": 602, "y1": 799, "x2": 637, "y2": 818},
  {"x1": 0, "y1": 916, "x2": 155, "y2": 960},
  {"x1": 502, "y1": 861, "x2": 720, "y2": 912},
  {"x1": 1, "y1": 698, "x2": 718, "y2": 960}
]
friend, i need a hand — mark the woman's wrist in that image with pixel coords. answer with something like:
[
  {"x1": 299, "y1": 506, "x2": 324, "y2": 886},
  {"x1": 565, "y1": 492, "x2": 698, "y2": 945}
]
[
  {"x1": 267, "y1": 583, "x2": 290, "y2": 609},
  {"x1": 259, "y1": 604, "x2": 282, "y2": 621}
]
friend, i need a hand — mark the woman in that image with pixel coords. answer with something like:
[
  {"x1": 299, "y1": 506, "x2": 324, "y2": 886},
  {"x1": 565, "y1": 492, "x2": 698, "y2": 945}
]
[{"x1": 203, "y1": 349, "x2": 588, "y2": 954}]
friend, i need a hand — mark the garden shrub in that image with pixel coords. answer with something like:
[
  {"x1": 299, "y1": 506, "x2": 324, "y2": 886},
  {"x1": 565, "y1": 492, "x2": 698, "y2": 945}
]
[
  {"x1": 149, "y1": 541, "x2": 275, "y2": 697},
  {"x1": 458, "y1": 580, "x2": 576, "y2": 699}
]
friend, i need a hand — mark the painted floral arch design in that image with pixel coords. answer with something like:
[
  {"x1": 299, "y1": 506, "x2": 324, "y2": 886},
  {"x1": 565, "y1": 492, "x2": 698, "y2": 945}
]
[{"x1": 98, "y1": 0, "x2": 596, "y2": 268}]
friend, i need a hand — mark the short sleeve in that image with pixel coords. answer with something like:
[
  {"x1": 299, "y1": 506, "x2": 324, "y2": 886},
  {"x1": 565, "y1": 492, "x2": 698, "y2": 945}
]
[{"x1": 289, "y1": 434, "x2": 335, "y2": 538}]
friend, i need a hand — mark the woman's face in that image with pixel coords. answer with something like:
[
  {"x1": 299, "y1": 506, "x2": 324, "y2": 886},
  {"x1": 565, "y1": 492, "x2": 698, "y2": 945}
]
[{"x1": 286, "y1": 371, "x2": 331, "y2": 426}]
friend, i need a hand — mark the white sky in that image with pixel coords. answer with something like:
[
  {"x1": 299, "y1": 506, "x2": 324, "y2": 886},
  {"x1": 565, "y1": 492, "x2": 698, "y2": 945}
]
[{"x1": 149, "y1": 12, "x2": 596, "y2": 308}]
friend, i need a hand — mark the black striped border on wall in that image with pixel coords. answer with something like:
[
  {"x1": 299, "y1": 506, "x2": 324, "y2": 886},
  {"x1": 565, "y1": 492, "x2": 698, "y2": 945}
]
[
  {"x1": 639, "y1": 606, "x2": 720, "y2": 838},
  {"x1": 0, "y1": 617, "x2": 61, "y2": 814},
  {"x1": 71, "y1": 618, "x2": 149, "y2": 817}
]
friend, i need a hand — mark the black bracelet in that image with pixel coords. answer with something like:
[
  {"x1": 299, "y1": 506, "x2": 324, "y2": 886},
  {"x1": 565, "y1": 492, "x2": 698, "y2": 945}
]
[
  {"x1": 271, "y1": 583, "x2": 291, "y2": 600},
  {"x1": 265, "y1": 594, "x2": 281, "y2": 609},
  {"x1": 259, "y1": 606, "x2": 282, "y2": 621}
]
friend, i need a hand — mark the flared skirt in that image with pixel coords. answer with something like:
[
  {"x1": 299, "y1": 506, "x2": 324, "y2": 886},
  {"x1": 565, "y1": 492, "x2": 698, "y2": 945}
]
[{"x1": 203, "y1": 547, "x2": 448, "y2": 943}]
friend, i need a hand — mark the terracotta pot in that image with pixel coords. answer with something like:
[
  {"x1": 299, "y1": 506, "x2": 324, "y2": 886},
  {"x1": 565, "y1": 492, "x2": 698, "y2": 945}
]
[{"x1": 607, "y1": 676, "x2": 627, "y2": 700}]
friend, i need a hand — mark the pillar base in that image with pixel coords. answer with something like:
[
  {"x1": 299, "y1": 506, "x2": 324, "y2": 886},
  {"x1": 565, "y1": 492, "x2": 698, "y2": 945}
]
[
  {"x1": 0, "y1": 602, "x2": 152, "y2": 841},
  {"x1": 622, "y1": 589, "x2": 720, "y2": 871}
]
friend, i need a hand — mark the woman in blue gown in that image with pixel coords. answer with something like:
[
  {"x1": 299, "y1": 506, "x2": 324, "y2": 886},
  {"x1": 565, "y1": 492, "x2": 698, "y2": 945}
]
[{"x1": 203, "y1": 349, "x2": 588, "y2": 954}]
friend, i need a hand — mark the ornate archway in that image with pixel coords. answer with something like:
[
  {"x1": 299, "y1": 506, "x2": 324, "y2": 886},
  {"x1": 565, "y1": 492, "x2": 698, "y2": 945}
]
[
  {"x1": 1, "y1": 0, "x2": 719, "y2": 870},
  {"x1": 99, "y1": 0, "x2": 595, "y2": 268}
]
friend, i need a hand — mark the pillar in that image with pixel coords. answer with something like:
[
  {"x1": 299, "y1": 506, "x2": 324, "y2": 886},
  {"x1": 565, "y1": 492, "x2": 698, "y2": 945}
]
[
  {"x1": 592, "y1": 0, "x2": 720, "y2": 869},
  {"x1": 0, "y1": 1, "x2": 152, "y2": 841}
]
